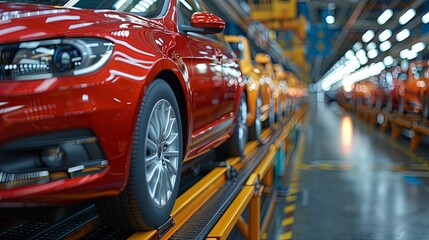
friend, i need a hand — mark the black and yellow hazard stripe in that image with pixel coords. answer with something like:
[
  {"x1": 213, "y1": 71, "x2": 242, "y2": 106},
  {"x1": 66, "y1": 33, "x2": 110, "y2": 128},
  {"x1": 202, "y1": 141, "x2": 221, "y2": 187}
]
[
  {"x1": 300, "y1": 162, "x2": 352, "y2": 171},
  {"x1": 278, "y1": 118, "x2": 307, "y2": 239}
]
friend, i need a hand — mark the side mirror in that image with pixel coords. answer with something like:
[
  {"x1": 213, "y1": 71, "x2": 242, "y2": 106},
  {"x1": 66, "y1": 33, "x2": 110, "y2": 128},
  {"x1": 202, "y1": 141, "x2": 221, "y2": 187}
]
[
  {"x1": 182, "y1": 12, "x2": 225, "y2": 34},
  {"x1": 255, "y1": 53, "x2": 269, "y2": 65}
]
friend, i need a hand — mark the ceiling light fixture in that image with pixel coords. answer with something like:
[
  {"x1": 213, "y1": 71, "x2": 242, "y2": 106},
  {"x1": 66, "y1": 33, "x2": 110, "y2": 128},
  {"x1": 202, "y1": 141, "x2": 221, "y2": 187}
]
[
  {"x1": 345, "y1": 50, "x2": 355, "y2": 59},
  {"x1": 396, "y1": 29, "x2": 410, "y2": 42},
  {"x1": 407, "y1": 50, "x2": 418, "y2": 60},
  {"x1": 422, "y1": 11, "x2": 429, "y2": 24},
  {"x1": 326, "y1": 15, "x2": 335, "y2": 24},
  {"x1": 383, "y1": 56, "x2": 394, "y2": 66},
  {"x1": 356, "y1": 49, "x2": 368, "y2": 65},
  {"x1": 353, "y1": 42, "x2": 363, "y2": 51},
  {"x1": 362, "y1": 30, "x2": 375, "y2": 43},
  {"x1": 399, "y1": 9, "x2": 416, "y2": 25},
  {"x1": 379, "y1": 41, "x2": 392, "y2": 52},
  {"x1": 367, "y1": 49, "x2": 378, "y2": 59},
  {"x1": 411, "y1": 42, "x2": 426, "y2": 52},
  {"x1": 366, "y1": 42, "x2": 376, "y2": 51},
  {"x1": 377, "y1": 9, "x2": 393, "y2": 25},
  {"x1": 399, "y1": 48, "x2": 410, "y2": 59},
  {"x1": 378, "y1": 29, "x2": 392, "y2": 42}
]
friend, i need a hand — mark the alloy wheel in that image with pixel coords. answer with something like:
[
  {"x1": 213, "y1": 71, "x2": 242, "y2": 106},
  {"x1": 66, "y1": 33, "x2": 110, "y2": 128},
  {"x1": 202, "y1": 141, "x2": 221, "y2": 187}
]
[{"x1": 145, "y1": 99, "x2": 179, "y2": 208}]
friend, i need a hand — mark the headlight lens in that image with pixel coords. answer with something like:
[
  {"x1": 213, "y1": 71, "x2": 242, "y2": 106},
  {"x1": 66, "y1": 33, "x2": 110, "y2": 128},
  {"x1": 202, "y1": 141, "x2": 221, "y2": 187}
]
[{"x1": 0, "y1": 38, "x2": 114, "y2": 81}]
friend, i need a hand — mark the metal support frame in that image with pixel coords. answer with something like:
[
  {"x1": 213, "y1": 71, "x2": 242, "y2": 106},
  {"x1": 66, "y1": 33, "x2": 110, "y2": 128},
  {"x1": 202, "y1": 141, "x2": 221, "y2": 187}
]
[{"x1": 207, "y1": 108, "x2": 308, "y2": 240}]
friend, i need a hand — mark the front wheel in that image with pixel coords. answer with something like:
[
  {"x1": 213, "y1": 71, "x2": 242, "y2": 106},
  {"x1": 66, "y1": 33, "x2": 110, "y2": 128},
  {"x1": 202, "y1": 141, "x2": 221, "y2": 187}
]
[{"x1": 97, "y1": 79, "x2": 182, "y2": 231}]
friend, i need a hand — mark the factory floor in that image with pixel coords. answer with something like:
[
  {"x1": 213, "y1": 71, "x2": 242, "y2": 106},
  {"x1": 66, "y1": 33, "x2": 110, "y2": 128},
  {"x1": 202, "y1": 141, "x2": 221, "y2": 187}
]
[{"x1": 268, "y1": 95, "x2": 429, "y2": 240}]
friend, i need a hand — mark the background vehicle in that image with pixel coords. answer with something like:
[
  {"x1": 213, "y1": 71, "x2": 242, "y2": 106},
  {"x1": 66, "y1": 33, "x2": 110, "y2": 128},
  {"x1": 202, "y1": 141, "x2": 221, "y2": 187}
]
[
  {"x1": 351, "y1": 78, "x2": 379, "y2": 108},
  {"x1": 398, "y1": 60, "x2": 428, "y2": 115},
  {"x1": 274, "y1": 64, "x2": 302, "y2": 116},
  {"x1": 225, "y1": 35, "x2": 274, "y2": 140},
  {"x1": 255, "y1": 53, "x2": 284, "y2": 122},
  {"x1": 0, "y1": 0, "x2": 246, "y2": 231}
]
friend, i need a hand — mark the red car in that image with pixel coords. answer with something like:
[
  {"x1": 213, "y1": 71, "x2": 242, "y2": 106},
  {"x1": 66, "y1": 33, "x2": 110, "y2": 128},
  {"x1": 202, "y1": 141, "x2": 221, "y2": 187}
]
[{"x1": 0, "y1": 0, "x2": 247, "y2": 231}]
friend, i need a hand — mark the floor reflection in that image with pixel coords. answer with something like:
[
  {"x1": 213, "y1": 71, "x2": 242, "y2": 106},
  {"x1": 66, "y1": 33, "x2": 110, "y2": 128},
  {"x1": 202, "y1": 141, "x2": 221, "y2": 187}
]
[
  {"x1": 290, "y1": 95, "x2": 429, "y2": 240},
  {"x1": 340, "y1": 115, "x2": 353, "y2": 155}
]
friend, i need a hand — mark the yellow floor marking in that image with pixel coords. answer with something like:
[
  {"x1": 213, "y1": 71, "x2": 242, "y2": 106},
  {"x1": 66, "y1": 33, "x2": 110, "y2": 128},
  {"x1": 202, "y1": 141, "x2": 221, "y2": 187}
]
[
  {"x1": 286, "y1": 195, "x2": 297, "y2": 203},
  {"x1": 282, "y1": 216, "x2": 295, "y2": 226},
  {"x1": 284, "y1": 204, "x2": 296, "y2": 213},
  {"x1": 300, "y1": 163, "x2": 312, "y2": 170},
  {"x1": 279, "y1": 232, "x2": 292, "y2": 239},
  {"x1": 279, "y1": 114, "x2": 307, "y2": 240},
  {"x1": 301, "y1": 163, "x2": 352, "y2": 171},
  {"x1": 288, "y1": 186, "x2": 299, "y2": 195},
  {"x1": 318, "y1": 163, "x2": 334, "y2": 170}
]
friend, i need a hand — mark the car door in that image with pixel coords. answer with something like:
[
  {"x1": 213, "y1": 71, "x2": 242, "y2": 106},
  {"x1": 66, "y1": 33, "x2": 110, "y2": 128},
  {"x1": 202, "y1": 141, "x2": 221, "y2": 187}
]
[
  {"x1": 178, "y1": 0, "x2": 230, "y2": 149},
  {"x1": 197, "y1": 0, "x2": 241, "y2": 122}
]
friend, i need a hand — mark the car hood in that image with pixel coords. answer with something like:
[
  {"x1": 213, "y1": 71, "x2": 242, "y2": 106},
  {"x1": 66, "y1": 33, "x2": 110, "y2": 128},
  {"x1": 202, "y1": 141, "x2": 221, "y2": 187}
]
[{"x1": 0, "y1": 2, "x2": 164, "y2": 43}]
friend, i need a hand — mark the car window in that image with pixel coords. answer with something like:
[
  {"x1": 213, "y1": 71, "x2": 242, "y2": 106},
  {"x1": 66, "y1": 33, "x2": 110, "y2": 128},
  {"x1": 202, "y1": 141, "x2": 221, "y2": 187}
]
[
  {"x1": 4, "y1": 0, "x2": 167, "y2": 18},
  {"x1": 177, "y1": 0, "x2": 224, "y2": 43},
  {"x1": 178, "y1": 0, "x2": 200, "y2": 27}
]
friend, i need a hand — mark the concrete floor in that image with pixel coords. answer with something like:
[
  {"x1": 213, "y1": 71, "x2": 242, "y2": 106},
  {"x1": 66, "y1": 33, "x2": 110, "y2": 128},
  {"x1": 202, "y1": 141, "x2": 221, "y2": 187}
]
[{"x1": 268, "y1": 95, "x2": 429, "y2": 240}]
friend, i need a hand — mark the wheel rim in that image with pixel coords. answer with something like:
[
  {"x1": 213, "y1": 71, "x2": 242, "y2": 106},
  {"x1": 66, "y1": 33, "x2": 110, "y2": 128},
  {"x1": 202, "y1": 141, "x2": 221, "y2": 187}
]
[
  {"x1": 238, "y1": 95, "x2": 248, "y2": 150},
  {"x1": 145, "y1": 99, "x2": 179, "y2": 208},
  {"x1": 254, "y1": 97, "x2": 262, "y2": 137}
]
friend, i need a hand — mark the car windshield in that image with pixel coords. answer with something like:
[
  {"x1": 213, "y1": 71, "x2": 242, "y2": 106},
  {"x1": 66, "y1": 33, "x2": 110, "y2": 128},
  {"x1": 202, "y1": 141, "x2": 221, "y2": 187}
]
[{"x1": 4, "y1": 0, "x2": 166, "y2": 18}]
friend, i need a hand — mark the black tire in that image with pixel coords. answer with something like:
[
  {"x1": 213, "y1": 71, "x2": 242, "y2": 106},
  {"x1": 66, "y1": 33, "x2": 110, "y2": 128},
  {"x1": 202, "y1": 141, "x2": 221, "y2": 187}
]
[
  {"x1": 423, "y1": 94, "x2": 429, "y2": 119},
  {"x1": 217, "y1": 92, "x2": 248, "y2": 158},
  {"x1": 97, "y1": 79, "x2": 183, "y2": 231},
  {"x1": 249, "y1": 94, "x2": 262, "y2": 141}
]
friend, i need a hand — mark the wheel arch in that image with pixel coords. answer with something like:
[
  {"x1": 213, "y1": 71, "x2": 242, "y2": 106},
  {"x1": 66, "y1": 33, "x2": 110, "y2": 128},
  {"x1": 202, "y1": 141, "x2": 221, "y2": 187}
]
[{"x1": 155, "y1": 69, "x2": 189, "y2": 159}]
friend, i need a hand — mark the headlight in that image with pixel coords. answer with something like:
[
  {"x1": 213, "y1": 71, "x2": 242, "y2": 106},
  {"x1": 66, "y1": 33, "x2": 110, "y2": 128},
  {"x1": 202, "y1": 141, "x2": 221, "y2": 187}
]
[{"x1": 0, "y1": 38, "x2": 114, "y2": 81}]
